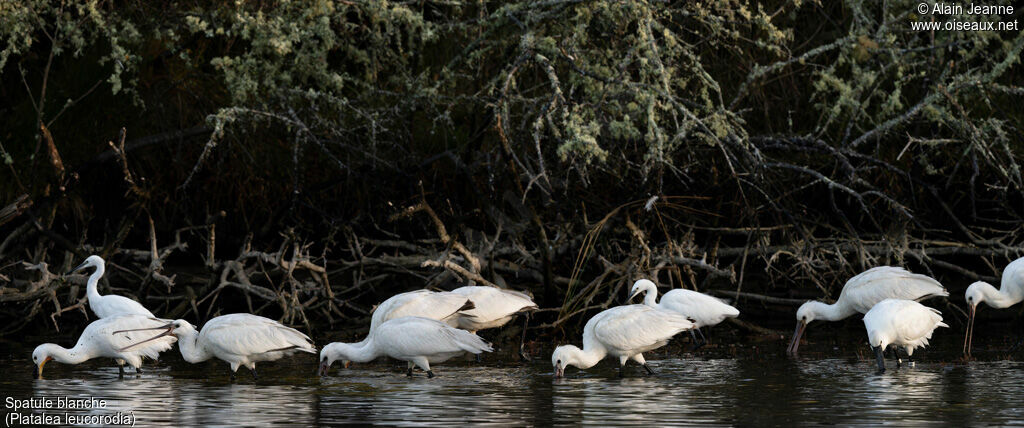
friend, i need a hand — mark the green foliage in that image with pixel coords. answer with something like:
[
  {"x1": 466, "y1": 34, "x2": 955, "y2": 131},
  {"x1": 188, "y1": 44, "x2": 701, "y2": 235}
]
[{"x1": 1, "y1": 0, "x2": 1022, "y2": 313}]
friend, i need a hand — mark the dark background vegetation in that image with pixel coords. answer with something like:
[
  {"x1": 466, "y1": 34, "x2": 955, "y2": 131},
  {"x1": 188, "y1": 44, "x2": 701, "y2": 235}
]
[{"x1": 1, "y1": 1, "x2": 1022, "y2": 348}]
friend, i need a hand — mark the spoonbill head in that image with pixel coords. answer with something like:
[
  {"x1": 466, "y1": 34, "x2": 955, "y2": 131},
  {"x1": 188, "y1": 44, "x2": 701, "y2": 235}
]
[
  {"x1": 963, "y1": 276, "x2": 1024, "y2": 356},
  {"x1": 71, "y1": 255, "x2": 104, "y2": 273},
  {"x1": 551, "y1": 345, "x2": 581, "y2": 378},
  {"x1": 863, "y1": 299, "x2": 948, "y2": 371},
  {"x1": 70, "y1": 254, "x2": 155, "y2": 319},
  {"x1": 318, "y1": 342, "x2": 356, "y2": 375},
  {"x1": 787, "y1": 301, "x2": 830, "y2": 354},
  {"x1": 33, "y1": 314, "x2": 177, "y2": 378},
  {"x1": 627, "y1": 279, "x2": 657, "y2": 302}
]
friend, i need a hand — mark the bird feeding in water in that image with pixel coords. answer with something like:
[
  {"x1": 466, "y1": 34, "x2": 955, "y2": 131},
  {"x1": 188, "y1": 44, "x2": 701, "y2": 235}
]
[
  {"x1": 628, "y1": 279, "x2": 739, "y2": 350},
  {"x1": 340, "y1": 289, "x2": 477, "y2": 367},
  {"x1": 70, "y1": 255, "x2": 156, "y2": 319},
  {"x1": 119, "y1": 313, "x2": 316, "y2": 380},
  {"x1": 318, "y1": 316, "x2": 493, "y2": 378},
  {"x1": 963, "y1": 256, "x2": 1024, "y2": 356},
  {"x1": 32, "y1": 314, "x2": 176, "y2": 378},
  {"x1": 788, "y1": 266, "x2": 948, "y2": 355},
  {"x1": 863, "y1": 299, "x2": 947, "y2": 372},
  {"x1": 552, "y1": 304, "x2": 695, "y2": 378}
]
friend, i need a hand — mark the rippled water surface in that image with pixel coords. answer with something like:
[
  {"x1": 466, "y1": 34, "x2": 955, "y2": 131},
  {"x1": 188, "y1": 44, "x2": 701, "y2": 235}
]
[{"x1": 2, "y1": 339, "x2": 1024, "y2": 426}]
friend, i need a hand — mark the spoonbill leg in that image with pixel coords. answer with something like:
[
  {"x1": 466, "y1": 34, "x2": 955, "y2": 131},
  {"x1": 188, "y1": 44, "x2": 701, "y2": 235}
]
[
  {"x1": 873, "y1": 346, "x2": 886, "y2": 372},
  {"x1": 519, "y1": 312, "x2": 532, "y2": 362},
  {"x1": 410, "y1": 356, "x2": 434, "y2": 378},
  {"x1": 690, "y1": 328, "x2": 708, "y2": 351},
  {"x1": 631, "y1": 354, "x2": 655, "y2": 375}
]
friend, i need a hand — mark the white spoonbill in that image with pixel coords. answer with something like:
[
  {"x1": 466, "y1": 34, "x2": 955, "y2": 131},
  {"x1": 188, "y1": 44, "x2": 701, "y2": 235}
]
[
  {"x1": 963, "y1": 256, "x2": 1024, "y2": 356},
  {"x1": 318, "y1": 316, "x2": 492, "y2": 378},
  {"x1": 788, "y1": 266, "x2": 948, "y2": 354},
  {"x1": 370, "y1": 289, "x2": 475, "y2": 330},
  {"x1": 120, "y1": 313, "x2": 316, "y2": 380},
  {"x1": 629, "y1": 279, "x2": 739, "y2": 350},
  {"x1": 32, "y1": 314, "x2": 176, "y2": 378},
  {"x1": 552, "y1": 304, "x2": 695, "y2": 378},
  {"x1": 863, "y1": 299, "x2": 947, "y2": 371},
  {"x1": 71, "y1": 255, "x2": 155, "y2": 318}
]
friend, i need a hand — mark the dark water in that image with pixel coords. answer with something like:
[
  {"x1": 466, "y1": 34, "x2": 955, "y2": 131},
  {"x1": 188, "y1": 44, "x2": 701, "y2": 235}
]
[{"x1": 2, "y1": 336, "x2": 1024, "y2": 427}]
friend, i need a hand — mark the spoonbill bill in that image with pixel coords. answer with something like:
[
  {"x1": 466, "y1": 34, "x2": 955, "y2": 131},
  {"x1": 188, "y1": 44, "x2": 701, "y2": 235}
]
[
  {"x1": 863, "y1": 299, "x2": 947, "y2": 371},
  {"x1": 552, "y1": 304, "x2": 695, "y2": 378},
  {"x1": 370, "y1": 289, "x2": 475, "y2": 330},
  {"x1": 963, "y1": 256, "x2": 1024, "y2": 356},
  {"x1": 120, "y1": 313, "x2": 315, "y2": 380},
  {"x1": 629, "y1": 279, "x2": 739, "y2": 350},
  {"x1": 32, "y1": 314, "x2": 176, "y2": 378},
  {"x1": 788, "y1": 266, "x2": 948, "y2": 354},
  {"x1": 318, "y1": 316, "x2": 492, "y2": 378},
  {"x1": 71, "y1": 255, "x2": 155, "y2": 318}
]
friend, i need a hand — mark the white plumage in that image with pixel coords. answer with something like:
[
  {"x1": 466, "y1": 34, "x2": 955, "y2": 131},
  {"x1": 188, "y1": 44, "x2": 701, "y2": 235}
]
[
  {"x1": 72, "y1": 255, "x2": 155, "y2": 319},
  {"x1": 788, "y1": 266, "x2": 948, "y2": 354},
  {"x1": 449, "y1": 286, "x2": 538, "y2": 332},
  {"x1": 32, "y1": 314, "x2": 176, "y2": 377},
  {"x1": 629, "y1": 279, "x2": 739, "y2": 349},
  {"x1": 552, "y1": 304, "x2": 695, "y2": 377},
  {"x1": 370, "y1": 289, "x2": 475, "y2": 330},
  {"x1": 124, "y1": 313, "x2": 316, "y2": 379},
  {"x1": 863, "y1": 299, "x2": 947, "y2": 371},
  {"x1": 963, "y1": 256, "x2": 1024, "y2": 355},
  {"x1": 318, "y1": 316, "x2": 493, "y2": 378}
]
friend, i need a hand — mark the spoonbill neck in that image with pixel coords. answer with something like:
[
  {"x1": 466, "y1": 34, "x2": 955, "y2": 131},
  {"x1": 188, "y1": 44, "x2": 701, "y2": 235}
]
[
  {"x1": 634, "y1": 281, "x2": 659, "y2": 306},
  {"x1": 344, "y1": 339, "x2": 381, "y2": 363},
  {"x1": 980, "y1": 282, "x2": 1022, "y2": 309},
  {"x1": 808, "y1": 300, "x2": 857, "y2": 322},
  {"x1": 49, "y1": 344, "x2": 93, "y2": 365},
  {"x1": 175, "y1": 331, "x2": 213, "y2": 363},
  {"x1": 562, "y1": 345, "x2": 606, "y2": 370},
  {"x1": 642, "y1": 290, "x2": 659, "y2": 307},
  {"x1": 85, "y1": 264, "x2": 105, "y2": 301}
]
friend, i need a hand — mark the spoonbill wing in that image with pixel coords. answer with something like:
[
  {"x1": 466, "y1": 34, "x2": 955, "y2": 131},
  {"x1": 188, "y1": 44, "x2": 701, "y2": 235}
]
[
  {"x1": 92, "y1": 294, "x2": 155, "y2": 319},
  {"x1": 840, "y1": 266, "x2": 948, "y2": 313},
  {"x1": 451, "y1": 286, "x2": 537, "y2": 322},
  {"x1": 659, "y1": 289, "x2": 740, "y2": 327},
  {"x1": 201, "y1": 314, "x2": 315, "y2": 356},
  {"x1": 590, "y1": 305, "x2": 695, "y2": 353},
  {"x1": 371, "y1": 290, "x2": 473, "y2": 330}
]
